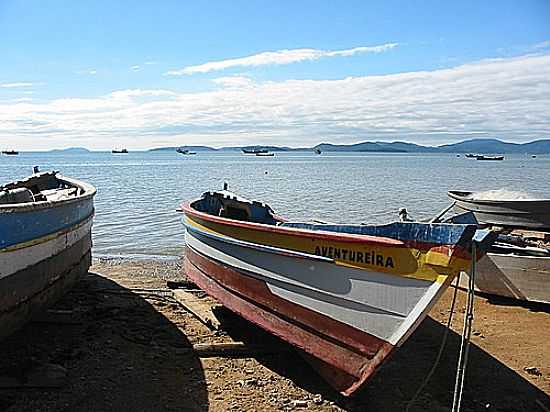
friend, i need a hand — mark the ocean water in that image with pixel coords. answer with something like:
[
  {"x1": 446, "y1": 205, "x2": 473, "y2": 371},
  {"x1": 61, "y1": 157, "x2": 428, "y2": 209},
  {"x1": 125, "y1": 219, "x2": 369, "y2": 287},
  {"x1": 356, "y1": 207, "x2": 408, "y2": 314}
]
[{"x1": 1, "y1": 151, "x2": 549, "y2": 258}]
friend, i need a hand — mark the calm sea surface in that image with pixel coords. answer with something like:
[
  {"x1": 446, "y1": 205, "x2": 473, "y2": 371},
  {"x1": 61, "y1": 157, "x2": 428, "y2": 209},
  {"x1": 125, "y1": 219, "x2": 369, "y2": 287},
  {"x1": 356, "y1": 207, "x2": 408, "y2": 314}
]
[{"x1": 1, "y1": 151, "x2": 549, "y2": 258}]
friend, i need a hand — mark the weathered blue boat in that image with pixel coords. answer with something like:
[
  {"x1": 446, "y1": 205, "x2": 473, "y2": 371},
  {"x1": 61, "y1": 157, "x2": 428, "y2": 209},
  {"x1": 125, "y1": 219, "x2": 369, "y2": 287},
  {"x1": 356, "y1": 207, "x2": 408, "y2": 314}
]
[{"x1": 0, "y1": 171, "x2": 96, "y2": 340}]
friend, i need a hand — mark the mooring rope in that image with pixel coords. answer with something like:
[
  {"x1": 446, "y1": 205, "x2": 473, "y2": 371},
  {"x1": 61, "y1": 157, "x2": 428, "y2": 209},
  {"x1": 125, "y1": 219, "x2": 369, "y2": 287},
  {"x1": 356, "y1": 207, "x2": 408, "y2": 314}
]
[
  {"x1": 405, "y1": 273, "x2": 461, "y2": 412},
  {"x1": 451, "y1": 242, "x2": 477, "y2": 412}
]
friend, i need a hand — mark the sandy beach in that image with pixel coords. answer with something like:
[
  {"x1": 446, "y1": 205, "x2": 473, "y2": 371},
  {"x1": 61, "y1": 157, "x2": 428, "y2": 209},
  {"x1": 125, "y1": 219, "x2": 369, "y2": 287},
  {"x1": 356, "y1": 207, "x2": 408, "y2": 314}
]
[{"x1": 1, "y1": 258, "x2": 548, "y2": 412}]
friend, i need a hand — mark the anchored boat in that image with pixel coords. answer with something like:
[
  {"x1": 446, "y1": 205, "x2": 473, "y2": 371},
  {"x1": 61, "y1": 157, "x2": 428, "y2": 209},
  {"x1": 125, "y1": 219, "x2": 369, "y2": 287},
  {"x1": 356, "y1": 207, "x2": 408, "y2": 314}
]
[
  {"x1": 181, "y1": 188, "x2": 493, "y2": 395},
  {"x1": 0, "y1": 171, "x2": 96, "y2": 340}
]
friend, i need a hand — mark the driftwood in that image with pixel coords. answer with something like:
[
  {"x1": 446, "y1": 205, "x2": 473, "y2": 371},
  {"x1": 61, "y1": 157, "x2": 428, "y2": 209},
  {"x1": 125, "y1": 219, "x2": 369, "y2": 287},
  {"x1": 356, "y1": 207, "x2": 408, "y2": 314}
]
[{"x1": 172, "y1": 289, "x2": 221, "y2": 330}]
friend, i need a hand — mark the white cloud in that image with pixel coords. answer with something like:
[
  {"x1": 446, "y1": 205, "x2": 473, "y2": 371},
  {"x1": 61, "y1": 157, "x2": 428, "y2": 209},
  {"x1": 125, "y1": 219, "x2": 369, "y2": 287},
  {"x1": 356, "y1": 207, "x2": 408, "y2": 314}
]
[
  {"x1": 131, "y1": 65, "x2": 141, "y2": 71},
  {"x1": 211, "y1": 76, "x2": 255, "y2": 88},
  {"x1": 165, "y1": 43, "x2": 398, "y2": 75},
  {"x1": 1, "y1": 53, "x2": 549, "y2": 150},
  {"x1": 532, "y1": 40, "x2": 550, "y2": 50},
  {"x1": 0, "y1": 82, "x2": 35, "y2": 88}
]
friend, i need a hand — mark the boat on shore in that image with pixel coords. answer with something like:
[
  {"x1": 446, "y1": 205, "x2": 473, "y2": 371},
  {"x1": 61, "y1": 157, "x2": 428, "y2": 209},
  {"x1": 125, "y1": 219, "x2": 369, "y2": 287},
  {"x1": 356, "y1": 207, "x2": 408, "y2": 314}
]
[
  {"x1": 476, "y1": 155, "x2": 504, "y2": 161},
  {"x1": 0, "y1": 170, "x2": 96, "y2": 340},
  {"x1": 2, "y1": 150, "x2": 19, "y2": 156},
  {"x1": 181, "y1": 188, "x2": 493, "y2": 395},
  {"x1": 448, "y1": 190, "x2": 550, "y2": 230},
  {"x1": 112, "y1": 149, "x2": 128, "y2": 154},
  {"x1": 442, "y1": 212, "x2": 550, "y2": 304}
]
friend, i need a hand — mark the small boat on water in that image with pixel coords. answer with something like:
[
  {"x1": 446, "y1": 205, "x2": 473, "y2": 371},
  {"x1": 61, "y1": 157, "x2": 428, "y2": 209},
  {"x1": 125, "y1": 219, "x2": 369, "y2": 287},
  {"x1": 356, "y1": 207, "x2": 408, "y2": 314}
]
[
  {"x1": 314, "y1": 148, "x2": 322, "y2": 155},
  {"x1": 2, "y1": 150, "x2": 19, "y2": 156},
  {"x1": 181, "y1": 188, "x2": 494, "y2": 395},
  {"x1": 448, "y1": 190, "x2": 550, "y2": 230},
  {"x1": 476, "y1": 155, "x2": 504, "y2": 161},
  {"x1": 112, "y1": 148, "x2": 128, "y2": 154},
  {"x1": 242, "y1": 147, "x2": 269, "y2": 154},
  {"x1": 176, "y1": 148, "x2": 197, "y2": 155},
  {"x1": 255, "y1": 152, "x2": 274, "y2": 157},
  {"x1": 465, "y1": 153, "x2": 478, "y2": 158},
  {"x1": 0, "y1": 170, "x2": 96, "y2": 340}
]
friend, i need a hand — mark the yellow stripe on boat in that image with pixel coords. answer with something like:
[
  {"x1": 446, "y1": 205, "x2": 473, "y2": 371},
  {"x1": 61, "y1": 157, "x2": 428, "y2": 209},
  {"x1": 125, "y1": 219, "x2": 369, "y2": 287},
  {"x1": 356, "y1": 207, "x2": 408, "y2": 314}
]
[{"x1": 185, "y1": 215, "x2": 470, "y2": 283}]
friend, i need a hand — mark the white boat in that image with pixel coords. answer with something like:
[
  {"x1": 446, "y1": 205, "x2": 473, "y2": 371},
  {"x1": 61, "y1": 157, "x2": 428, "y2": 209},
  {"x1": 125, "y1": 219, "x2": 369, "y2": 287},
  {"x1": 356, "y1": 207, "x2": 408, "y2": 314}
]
[
  {"x1": 459, "y1": 238, "x2": 550, "y2": 304},
  {"x1": 181, "y1": 188, "x2": 494, "y2": 395}
]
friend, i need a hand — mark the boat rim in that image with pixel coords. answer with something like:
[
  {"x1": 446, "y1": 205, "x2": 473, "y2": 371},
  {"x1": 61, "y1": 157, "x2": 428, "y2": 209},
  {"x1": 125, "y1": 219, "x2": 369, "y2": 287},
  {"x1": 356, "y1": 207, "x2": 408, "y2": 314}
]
[
  {"x1": 0, "y1": 173, "x2": 97, "y2": 213},
  {"x1": 181, "y1": 197, "x2": 479, "y2": 249},
  {"x1": 447, "y1": 190, "x2": 550, "y2": 205}
]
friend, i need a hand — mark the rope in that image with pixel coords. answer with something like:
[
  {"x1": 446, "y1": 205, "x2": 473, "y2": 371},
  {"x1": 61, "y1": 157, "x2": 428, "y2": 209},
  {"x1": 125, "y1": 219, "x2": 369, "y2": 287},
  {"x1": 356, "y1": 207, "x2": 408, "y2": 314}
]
[
  {"x1": 451, "y1": 242, "x2": 477, "y2": 412},
  {"x1": 405, "y1": 273, "x2": 461, "y2": 412}
]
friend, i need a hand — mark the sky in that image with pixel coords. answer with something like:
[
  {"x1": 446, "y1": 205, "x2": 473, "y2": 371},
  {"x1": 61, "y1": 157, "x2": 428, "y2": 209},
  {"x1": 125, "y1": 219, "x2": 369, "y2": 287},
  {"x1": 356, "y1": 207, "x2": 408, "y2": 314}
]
[{"x1": 1, "y1": 0, "x2": 549, "y2": 150}]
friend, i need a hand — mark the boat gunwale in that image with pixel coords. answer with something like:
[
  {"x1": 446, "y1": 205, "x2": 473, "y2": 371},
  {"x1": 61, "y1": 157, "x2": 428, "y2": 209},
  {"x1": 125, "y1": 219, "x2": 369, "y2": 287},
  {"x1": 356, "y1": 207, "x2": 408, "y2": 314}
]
[
  {"x1": 182, "y1": 200, "x2": 477, "y2": 248},
  {"x1": 0, "y1": 174, "x2": 96, "y2": 214},
  {"x1": 448, "y1": 190, "x2": 550, "y2": 206}
]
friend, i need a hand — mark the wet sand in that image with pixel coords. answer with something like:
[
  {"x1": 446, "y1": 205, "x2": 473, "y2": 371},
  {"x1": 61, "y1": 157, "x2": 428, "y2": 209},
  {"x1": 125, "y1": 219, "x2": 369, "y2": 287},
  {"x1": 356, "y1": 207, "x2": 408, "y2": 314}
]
[{"x1": 1, "y1": 258, "x2": 548, "y2": 411}]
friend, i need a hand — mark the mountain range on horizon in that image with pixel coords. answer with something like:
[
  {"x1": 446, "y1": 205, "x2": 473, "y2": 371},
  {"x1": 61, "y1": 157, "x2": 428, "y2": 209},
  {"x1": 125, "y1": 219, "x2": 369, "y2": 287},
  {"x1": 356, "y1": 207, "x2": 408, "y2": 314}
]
[{"x1": 148, "y1": 138, "x2": 550, "y2": 154}]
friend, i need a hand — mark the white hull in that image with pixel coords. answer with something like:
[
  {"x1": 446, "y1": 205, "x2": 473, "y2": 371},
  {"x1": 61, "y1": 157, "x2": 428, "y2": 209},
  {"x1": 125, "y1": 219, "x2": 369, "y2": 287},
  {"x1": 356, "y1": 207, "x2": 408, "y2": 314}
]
[
  {"x1": 0, "y1": 218, "x2": 93, "y2": 280},
  {"x1": 461, "y1": 253, "x2": 550, "y2": 304},
  {"x1": 186, "y1": 228, "x2": 450, "y2": 346}
]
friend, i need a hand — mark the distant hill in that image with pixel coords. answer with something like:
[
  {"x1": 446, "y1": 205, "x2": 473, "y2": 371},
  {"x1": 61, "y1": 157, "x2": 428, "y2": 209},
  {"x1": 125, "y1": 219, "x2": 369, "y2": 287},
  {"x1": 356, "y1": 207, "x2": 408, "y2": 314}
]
[
  {"x1": 49, "y1": 147, "x2": 91, "y2": 153},
  {"x1": 147, "y1": 139, "x2": 550, "y2": 154},
  {"x1": 438, "y1": 138, "x2": 550, "y2": 154},
  {"x1": 149, "y1": 146, "x2": 216, "y2": 152}
]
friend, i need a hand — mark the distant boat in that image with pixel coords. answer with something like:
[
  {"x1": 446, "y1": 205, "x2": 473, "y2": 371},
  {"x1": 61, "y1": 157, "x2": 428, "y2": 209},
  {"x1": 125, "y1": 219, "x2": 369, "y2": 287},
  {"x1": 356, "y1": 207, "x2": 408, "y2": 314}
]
[
  {"x1": 242, "y1": 148, "x2": 269, "y2": 154},
  {"x1": 314, "y1": 148, "x2": 322, "y2": 155},
  {"x1": 0, "y1": 170, "x2": 96, "y2": 340},
  {"x1": 176, "y1": 148, "x2": 196, "y2": 155},
  {"x1": 255, "y1": 152, "x2": 274, "y2": 157},
  {"x1": 448, "y1": 190, "x2": 550, "y2": 230},
  {"x1": 465, "y1": 153, "x2": 477, "y2": 158},
  {"x1": 112, "y1": 149, "x2": 128, "y2": 154},
  {"x1": 2, "y1": 150, "x2": 19, "y2": 156},
  {"x1": 532, "y1": 155, "x2": 537, "y2": 158},
  {"x1": 181, "y1": 188, "x2": 494, "y2": 396},
  {"x1": 476, "y1": 155, "x2": 504, "y2": 161}
]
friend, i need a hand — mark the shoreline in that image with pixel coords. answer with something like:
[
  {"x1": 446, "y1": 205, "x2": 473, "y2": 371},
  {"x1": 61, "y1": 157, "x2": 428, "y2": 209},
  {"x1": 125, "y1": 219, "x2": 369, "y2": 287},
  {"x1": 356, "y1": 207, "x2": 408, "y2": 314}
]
[{"x1": 0, "y1": 259, "x2": 548, "y2": 411}]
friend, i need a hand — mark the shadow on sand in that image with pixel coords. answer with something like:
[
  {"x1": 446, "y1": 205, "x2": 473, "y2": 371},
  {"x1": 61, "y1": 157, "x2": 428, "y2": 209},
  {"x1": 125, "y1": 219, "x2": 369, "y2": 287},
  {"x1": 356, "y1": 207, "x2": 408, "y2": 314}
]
[
  {"x1": 217, "y1": 306, "x2": 548, "y2": 412},
  {"x1": 0, "y1": 272, "x2": 208, "y2": 412}
]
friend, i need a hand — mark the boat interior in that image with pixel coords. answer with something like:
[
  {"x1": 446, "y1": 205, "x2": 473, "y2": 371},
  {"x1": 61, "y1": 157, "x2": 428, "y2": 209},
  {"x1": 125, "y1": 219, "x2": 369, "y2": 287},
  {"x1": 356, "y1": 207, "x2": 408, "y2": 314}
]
[
  {"x1": 0, "y1": 172, "x2": 85, "y2": 205},
  {"x1": 192, "y1": 191, "x2": 281, "y2": 225},
  {"x1": 190, "y1": 190, "x2": 491, "y2": 248}
]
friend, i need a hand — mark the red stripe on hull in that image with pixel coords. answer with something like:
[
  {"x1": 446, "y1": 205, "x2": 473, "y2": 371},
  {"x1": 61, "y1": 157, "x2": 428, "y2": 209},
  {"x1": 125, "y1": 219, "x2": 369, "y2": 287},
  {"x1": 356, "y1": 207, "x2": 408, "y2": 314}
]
[{"x1": 184, "y1": 246, "x2": 395, "y2": 396}]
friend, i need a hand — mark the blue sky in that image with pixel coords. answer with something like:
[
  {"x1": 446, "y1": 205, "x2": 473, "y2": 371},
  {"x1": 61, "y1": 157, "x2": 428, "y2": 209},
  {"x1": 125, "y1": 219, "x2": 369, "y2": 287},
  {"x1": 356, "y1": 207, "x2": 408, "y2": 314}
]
[{"x1": 1, "y1": 0, "x2": 549, "y2": 149}]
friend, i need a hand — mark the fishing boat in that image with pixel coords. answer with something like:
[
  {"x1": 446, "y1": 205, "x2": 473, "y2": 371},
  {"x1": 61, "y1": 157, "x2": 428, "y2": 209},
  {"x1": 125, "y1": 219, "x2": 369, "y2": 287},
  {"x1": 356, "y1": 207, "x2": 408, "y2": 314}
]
[
  {"x1": 242, "y1": 148, "x2": 269, "y2": 154},
  {"x1": 0, "y1": 170, "x2": 96, "y2": 340},
  {"x1": 448, "y1": 191, "x2": 550, "y2": 230},
  {"x1": 176, "y1": 148, "x2": 197, "y2": 155},
  {"x1": 476, "y1": 155, "x2": 504, "y2": 161},
  {"x1": 255, "y1": 152, "x2": 274, "y2": 157},
  {"x1": 181, "y1": 187, "x2": 493, "y2": 395},
  {"x1": 112, "y1": 148, "x2": 128, "y2": 154},
  {"x1": 2, "y1": 150, "x2": 19, "y2": 156}
]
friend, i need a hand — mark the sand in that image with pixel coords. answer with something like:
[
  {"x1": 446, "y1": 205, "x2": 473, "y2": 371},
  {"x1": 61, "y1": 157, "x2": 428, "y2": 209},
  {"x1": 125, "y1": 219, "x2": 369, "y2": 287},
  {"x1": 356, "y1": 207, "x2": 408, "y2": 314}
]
[{"x1": 0, "y1": 258, "x2": 548, "y2": 412}]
